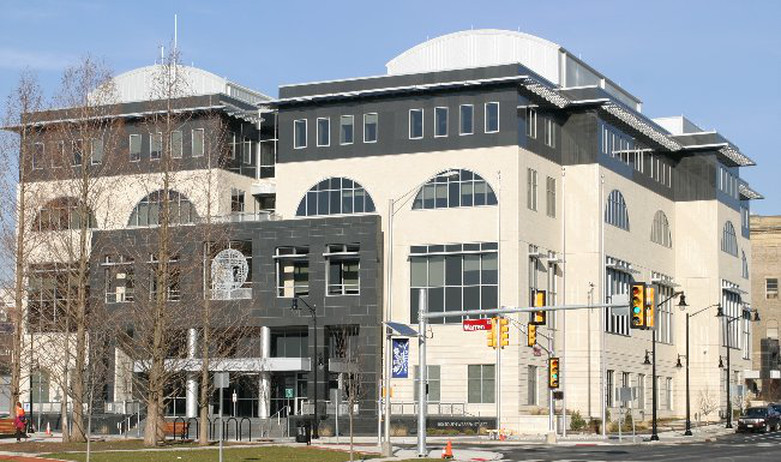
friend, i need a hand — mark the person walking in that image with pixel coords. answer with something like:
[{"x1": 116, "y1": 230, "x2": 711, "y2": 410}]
[{"x1": 14, "y1": 402, "x2": 26, "y2": 442}]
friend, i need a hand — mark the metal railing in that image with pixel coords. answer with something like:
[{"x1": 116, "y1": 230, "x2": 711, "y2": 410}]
[{"x1": 390, "y1": 402, "x2": 466, "y2": 416}]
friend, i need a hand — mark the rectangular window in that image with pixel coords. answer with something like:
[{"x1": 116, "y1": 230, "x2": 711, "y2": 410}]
[
  {"x1": 192, "y1": 129, "x2": 204, "y2": 157},
  {"x1": 53, "y1": 141, "x2": 64, "y2": 168},
  {"x1": 276, "y1": 246, "x2": 309, "y2": 298},
  {"x1": 665, "y1": 378, "x2": 673, "y2": 410},
  {"x1": 637, "y1": 374, "x2": 646, "y2": 410},
  {"x1": 544, "y1": 117, "x2": 556, "y2": 147},
  {"x1": 72, "y1": 139, "x2": 83, "y2": 166},
  {"x1": 409, "y1": 242, "x2": 498, "y2": 324},
  {"x1": 33, "y1": 142, "x2": 44, "y2": 170},
  {"x1": 150, "y1": 132, "x2": 162, "y2": 160},
  {"x1": 231, "y1": 188, "x2": 245, "y2": 213},
  {"x1": 129, "y1": 134, "x2": 141, "y2": 162},
  {"x1": 606, "y1": 370, "x2": 614, "y2": 407},
  {"x1": 435, "y1": 107, "x2": 448, "y2": 137},
  {"x1": 339, "y1": 115, "x2": 354, "y2": 145},
  {"x1": 527, "y1": 168, "x2": 538, "y2": 211},
  {"x1": 230, "y1": 132, "x2": 237, "y2": 159},
  {"x1": 546, "y1": 176, "x2": 556, "y2": 218},
  {"x1": 260, "y1": 142, "x2": 275, "y2": 178},
  {"x1": 459, "y1": 104, "x2": 474, "y2": 135},
  {"x1": 90, "y1": 138, "x2": 103, "y2": 165},
  {"x1": 325, "y1": 244, "x2": 360, "y2": 296},
  {"x1": 293, "y1": 119, "x2": 307, "y2": 149},
  {"x1": 414, "y1": 365, "x2": 441, "y2": 402},
  {"x1": 242, "y1": 138, "x2": 252, "y2": 164},
  {"x1": 526, "y1": 108, "x2": 537, "y2": 139},
  {"x1": 767, "y1": 279, "x2": 779, "y2": 299},
  {"x1": 317, "y1": 117, "x2": 330, "y2": 147},
  {"x1": 171, "y1": 131, "x2": 183, "y2": 159},
  {"x1": 103, "y1": 255, "x2": 135, "y2": 303},
  {"x1": 721, "y1": 288, "x2": 741, "y2": 349},
  {"x1": 149, "y1": 258, "x2": 180, "y2": 302},
  {"x1": 527, "y1": 365, "x2": 538, "y2": 405},
  {"x1": 363, "y1": 113, "x2": 378, "y2": 143},
  {"x1": 605, "y1": 262, "x2": 632, "y2": 336},
  {"x1": 655, "y1": 283, "x2": 674, "y2": 344},
  {"x1": 409, "y1": 109, "x2": 424, "y2": 139},
  {"x1": 467, "y1": 364, "x2": 495, "y2": 404},
  {"x1": 485, "y1": 102, "x2": 499, "y2": 133}
]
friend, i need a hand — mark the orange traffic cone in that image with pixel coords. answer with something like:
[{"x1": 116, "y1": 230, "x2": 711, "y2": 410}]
[
  {"x1": 46, "y1": 422, "x2": 51, "y2": 437},
  {"x1": 441, "y1": 439, "x2": 454, "y2": 459}
]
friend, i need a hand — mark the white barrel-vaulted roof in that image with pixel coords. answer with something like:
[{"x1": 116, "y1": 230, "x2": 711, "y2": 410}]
[
  {"x1": 102, "y1": 65, "x2": 269, "y2": 105},
  {"x1": 387, "y1": 29, "x2": 562, "y2": 84},
  {"x1": 386, "y1": 29, "x2": 642, "y2": 111}
]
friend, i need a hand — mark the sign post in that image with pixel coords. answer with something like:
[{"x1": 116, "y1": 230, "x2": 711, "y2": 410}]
[{"x1": 213, "y1": 372, "x2": 230, "y2": 462}]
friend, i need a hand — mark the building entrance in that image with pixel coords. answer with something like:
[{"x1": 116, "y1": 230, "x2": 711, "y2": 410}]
[{"x1": 271, "y1": 372, "x2": 308, "y2": 417}]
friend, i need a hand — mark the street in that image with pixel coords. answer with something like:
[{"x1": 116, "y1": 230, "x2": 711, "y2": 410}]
[{"x1": 420, "y1": 431, "x2": 781, "y2": 461}]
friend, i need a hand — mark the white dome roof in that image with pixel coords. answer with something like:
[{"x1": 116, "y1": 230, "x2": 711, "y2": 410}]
[
  {"x1": 386, "y1": 29, "x2": 563, "y2": 84},
  {"x1": 96, "y1": 65, "x2": 268, "y2": 105}
]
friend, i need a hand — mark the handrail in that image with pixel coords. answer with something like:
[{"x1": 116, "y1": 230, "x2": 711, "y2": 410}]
[{"x1": 270, "y1": 406, "x2": 289, "y2": 425}]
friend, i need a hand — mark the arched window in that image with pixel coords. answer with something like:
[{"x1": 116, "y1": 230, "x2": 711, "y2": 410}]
[
  {"x1": 605, "y1": 190, "x2": 629, "y2": 230},
  {"x1": 34, "y1": 197, "x2": 96, "y2": 231},
  {"x1": 721, "y1": 221, "x2": 738, "y2": 256},
  {"x1": 742, "y1": 251, "x2": 749, "y2": 279},
  {"x1": 650, "y1": 210, "x2": 672, "y2": 248},
  {"x1": 412, "y1": 169, "x2": 497, "y2": 210},
  {"x1": 128, "y1": 190, "x2": 197, "y2": 227},
  {"x1": 295, "y1": 177, "x2": 376, "y2": 217}
]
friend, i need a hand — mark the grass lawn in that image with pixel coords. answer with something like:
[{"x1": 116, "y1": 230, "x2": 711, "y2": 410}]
[
  {"x1": 45, "y1": 446, "x2": 381, "y2": 462},
  {"x1": 0, "y1": 439, "x2": 210, "y2": 453}
]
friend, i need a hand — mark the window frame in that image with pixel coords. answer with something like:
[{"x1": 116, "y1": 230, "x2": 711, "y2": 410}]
[
  {"x1": 72, "y1": 139, "x2": 83, "y2": 167},
  {"x1": 544, "y1": 117, "x2": 556, "y2": 148},
  {"x1": 546, "y1": 176, "x2": 556, "y2": 218},
  {"x1": 90, "y1": 138, "x2": 104, "y2": 165},
  {"x1": 527, "y1": 168, "x2": 538, "y2": 211},
  {"x1": 325, "y1": 244, "x2": 361, "y2": 296},
  {"x1": 459, "y1": 104, "x2": 474, "y2": 136},
  {"x1": 526, "y1": 107, "x2": 537, "y2": 139},
  {"x1": 275, "y1": 246, "x2": 310, "y2": 298},
  {"x1": 242, "y1": 137, "x2": 252, "y2": 165},
  {"x1": 467, "y1": 364, "x2": 495, "y2": 404},
  {"x1": 409, "y1": 108, "x2": 424, "y2": 140},
  {"x1": 316, "y1": 117, "x2": 331, "y2": 147},
  {"x1": 484, "y1": 102, "x2": 500, "y2": 134},
  {"x1": 170, "y1": 130, "x2": 183, "y2": 159},
  {"x1": 32, "y1": 142, "x2": 45, "y2": 170},
  {"x1": 129, "y1": 134, "x2": 142, "y2": 162},
  {"x1": 434, "y1": 107, "x2": 449, "y2": 138},
  {"x1": 149, "y1": 132, "x2": 162, "y2": 160},
  {"x1": 363, "y1": 113, "x2": 378, "y2": 143},
  {"x1": 339, "y1": 115, "x2": 354, "y2": 145},
  {"x1": 191, "y1": 128, "x2": 205, "y2": 158},
  {"x1": 767, "y1": 278, "x2": 779, "y2": 299},
  {"x1": 293, "y1": 119, "x2": 308, "y2": 149}
]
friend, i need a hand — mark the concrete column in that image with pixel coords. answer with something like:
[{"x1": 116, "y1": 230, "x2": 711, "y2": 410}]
[
  {"x1": 186, "y1": 328, "x2": 199, "y2": 418},
  {"x1": 259, "y1": 326, "x2": 271, "y2": 418}
]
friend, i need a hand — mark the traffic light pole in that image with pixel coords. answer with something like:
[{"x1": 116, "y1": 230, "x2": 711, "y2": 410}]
[{"x1": 496, "y1": 334, "x2": 502, "y2": 431}]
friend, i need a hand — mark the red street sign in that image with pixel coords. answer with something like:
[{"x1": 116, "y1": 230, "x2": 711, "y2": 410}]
[{"x1": 462, "y1": 319, "x2": 492, "y2": 331}]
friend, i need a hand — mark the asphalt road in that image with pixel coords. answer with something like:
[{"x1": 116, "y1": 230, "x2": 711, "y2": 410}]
[{"x1": 440, "y1": 431, "x2": 781, "y2": 461}]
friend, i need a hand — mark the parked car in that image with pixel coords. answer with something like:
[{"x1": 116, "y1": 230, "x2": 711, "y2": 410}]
[{"x1": 737, "y1": 406, "x2": 780, "y2": 433}]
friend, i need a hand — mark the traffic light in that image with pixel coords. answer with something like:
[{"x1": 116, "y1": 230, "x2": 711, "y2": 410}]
[
  {"x1": 527, "y1": 323, "x2": 537, "y2": 347},
  {"x1": 531, "y1": 290, "x2": 547, "y2": 325},
  {"x1": 645, "y1": 285, "x2": 656, "y2": 329},
  {"x1": 630, "y1": 283, "x2": 646, "y2": 329},
  {"x1": 499, "y1": 317, "x2": 510, "y2": 348},
  {"x1": 487, "y1": 317, "x2": 498, "y2": 349},
  {"x1": 548, "y1": 357, "x2": 560, "y2": 389}
]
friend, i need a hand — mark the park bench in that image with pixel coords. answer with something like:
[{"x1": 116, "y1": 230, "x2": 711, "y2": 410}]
[
  {"x1": 162, "y1": 420, "x2": 189, "y2": 440},
  {"x1": 0, "y1": 417, "x2": 18, "y2": 436}
]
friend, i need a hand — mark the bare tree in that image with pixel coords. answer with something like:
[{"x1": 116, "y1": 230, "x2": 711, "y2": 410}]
[
  {"x1": 0, "y1": 70, "x2": 46, "y2": 422},
  {"x1": 331, "y1": 325, "x2": 364, "y2": 461}
]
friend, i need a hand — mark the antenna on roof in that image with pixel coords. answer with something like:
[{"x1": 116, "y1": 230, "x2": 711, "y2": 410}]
[
  {"x1": 161, "y1": 45, "x2": 165, "y2": 62},
  {"x1": 174, "y1": 14, "x2": 178, "y2": 51}
]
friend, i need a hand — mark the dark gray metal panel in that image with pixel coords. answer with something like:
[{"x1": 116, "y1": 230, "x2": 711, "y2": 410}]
[{"x1": 277, "y1": 86, "x2": 520, "y2": 163}]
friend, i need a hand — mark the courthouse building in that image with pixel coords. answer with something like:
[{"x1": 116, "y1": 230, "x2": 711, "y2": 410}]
[{"x1": 14, "y1": 29, "x2": 762, "y2": 433}]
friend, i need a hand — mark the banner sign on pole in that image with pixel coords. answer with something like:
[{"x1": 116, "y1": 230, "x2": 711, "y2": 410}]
[
  {"x1": 462, "y1": 318, "x2": 492, "y2": 331},
  {"x1": 391, "y1": 338, "x2": 409, "y2": 378}
]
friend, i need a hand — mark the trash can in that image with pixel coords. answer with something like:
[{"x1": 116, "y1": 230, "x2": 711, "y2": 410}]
[{"x1": 295, "y1": 422, "x2": 311, "y2": 444}]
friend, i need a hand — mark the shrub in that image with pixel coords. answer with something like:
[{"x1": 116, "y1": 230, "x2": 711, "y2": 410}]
[{"x1": 570, "y1": 410, "x2": 587, "y2": 431}]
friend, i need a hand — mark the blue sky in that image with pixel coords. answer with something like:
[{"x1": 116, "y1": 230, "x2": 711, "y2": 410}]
[{"x1": 1, "y1": 0, "x2": 779, "y2": 214}]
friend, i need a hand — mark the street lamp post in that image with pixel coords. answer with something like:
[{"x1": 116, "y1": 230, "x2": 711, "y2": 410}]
[
  {"x1": 717, "y1": 305, "x2": 760, "y2": 429},
  {"x1": 647, "y1": 290, "x2": 687, "y2": 442},
  {"x1": 292, "y1": 296, "x2": 319, "y2": 439}
]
